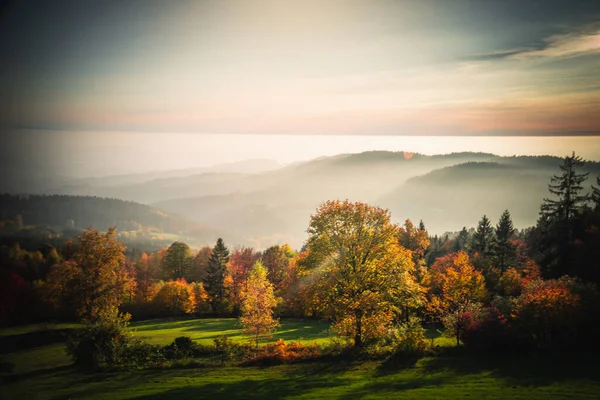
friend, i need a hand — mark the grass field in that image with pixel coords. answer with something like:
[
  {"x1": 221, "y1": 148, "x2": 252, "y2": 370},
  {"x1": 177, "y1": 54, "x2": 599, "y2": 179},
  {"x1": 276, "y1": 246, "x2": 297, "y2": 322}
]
[
  {"x1": 2, "y1": 318, "x2": 600, "y2": 399},
  {"x1": 130, "y1": 318, "x2": 332, "y2": 345}
]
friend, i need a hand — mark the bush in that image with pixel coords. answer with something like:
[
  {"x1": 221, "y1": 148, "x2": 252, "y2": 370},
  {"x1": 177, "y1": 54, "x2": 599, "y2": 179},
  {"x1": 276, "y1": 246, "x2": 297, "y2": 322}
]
[
  {"x1": 241, "y1": 339, "x2": 321, "y2": 366},
  {"x1": 214, "y1": 335, "x2": 250, "y2": 364},
  {"x1": 66, "y1": 312, "x2": 136, "y2": 370},
  {"x1": 460, "y1": 307, "x2": 523, "y2": 352},
  {"x1": 393, "y1": 318, "x2": 429, "y2": 356},
  {"x1": 164, "y1": 336, "x2": 215, "y2": 360}
]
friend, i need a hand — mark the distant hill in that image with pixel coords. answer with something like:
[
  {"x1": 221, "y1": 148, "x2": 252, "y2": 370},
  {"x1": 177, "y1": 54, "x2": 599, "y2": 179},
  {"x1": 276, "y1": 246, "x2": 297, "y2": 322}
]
[
  {"x1": 377, "y1": 158, "x2": 600, "y2": 232},
  {"x1": 0, "y1": 194, "x2": 224, "y2": 248},
  {"x1": 154, "y1": 152, "x2": 587, "y2": 248},
  {"x1": 8, "y1": 152, "x2": 599, "y2": 250}
]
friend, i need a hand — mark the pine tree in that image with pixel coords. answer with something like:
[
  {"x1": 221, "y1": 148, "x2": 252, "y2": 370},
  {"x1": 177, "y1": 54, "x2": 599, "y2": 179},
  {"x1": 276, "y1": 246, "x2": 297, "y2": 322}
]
[
  {"x1": 492, "y1": 210, "x2": 516, "y2": 273},
  {"x1": 204, "y1": 238, "x2": 230, "y2": 313},
  {"x1": 592, "y1": 175, "x2": 600, "y2": 211},
  {"x1": 540, "y1": 152, "x2": 589, "y2": 224},
  {"x1": 453, "y1": 227, "x2": 469, "y2": 252},
  {"x1": 472, "y1": 215, "x2": 494, "y2": 256},
  {"x1": 536, "y1": 152, "x2": 590, "y2": 277}
]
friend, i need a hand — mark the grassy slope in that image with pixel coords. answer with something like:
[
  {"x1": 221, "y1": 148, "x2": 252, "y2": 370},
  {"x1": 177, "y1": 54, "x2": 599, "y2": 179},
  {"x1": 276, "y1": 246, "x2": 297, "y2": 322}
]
[
  {"x1": 129, "y1": 318, "x2": 331, "y2": 345},
  {"x1": 2, "y1": 318, "x2": 600, "y2": 399}
]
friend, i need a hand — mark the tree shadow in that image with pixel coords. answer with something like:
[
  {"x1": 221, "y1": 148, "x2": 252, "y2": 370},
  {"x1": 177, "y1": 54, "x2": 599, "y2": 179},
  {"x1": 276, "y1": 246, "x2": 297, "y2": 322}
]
[
  {"x1": 132, "y1": 375, "x2": 353, "y2": 400},
  {"x1": 419, "y1": 352, "x2": 600, "y2": 388},
  {"x1": 2, "y1": 364, "x2": 72, "y2": 383},
  {"x1": 374, "y1": 354, "x2": 421, "y2": 377}
]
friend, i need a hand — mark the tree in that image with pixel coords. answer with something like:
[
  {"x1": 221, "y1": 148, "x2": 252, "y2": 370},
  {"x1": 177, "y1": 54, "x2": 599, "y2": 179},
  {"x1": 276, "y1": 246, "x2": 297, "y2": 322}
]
[
  {"x1": 228, "y1": 247, "x2": 261, "y2": 313},
  {"x1": 261, "y1": 244, "x2": 295, "y2": 290},
  {"x1": 472, "y1": 215, "x2": 494, "y2": 256},
  {"x1": 541, "y1": 152, "x2": 589, "y2": 224},
  {"x1": 303, "y1": 200, "x2": 419, "y2": 347},
  {"x1": 492, "y1": 210, "x2": 516, "y2": 273},
  {"x1": 398, "y1": 219, "x2": 430, "y2": 264},
  {"x1": 591, "y1": 175, "x2": 600, "y2": 211},
  {"x1": 43, "y1": 228, "x2": 135, "y2": 322},
  {"x1": 152, "y1": 279, "x2": 195, "y2": 316},
  {"x1": 239, "y1": 262, "x2": 280, "y2": 349},
  {"x1": 535, "y1": 152, "x2": 590, "y2": 277},
  {"x1": 453, "y1": 227, "x2": 470, "y2": 252},
  {"x1": 189, "y1": 246, "x2": 212, "y2": 282},
  {"x1": 439, "y1": 261, "x2": 487, "y2": 346},
  {"x1": 204, "y1": 238, "x2": 230, "y2": 314},
  {"x1": 514, "y1": 278, "x2": 581, "y2": 347},
  {"x1": 135, "y1": 253, "x2": 159, "y2": 302},
  {"x1": 162, "y1": 242, "x2": 192, "y2": 280}
]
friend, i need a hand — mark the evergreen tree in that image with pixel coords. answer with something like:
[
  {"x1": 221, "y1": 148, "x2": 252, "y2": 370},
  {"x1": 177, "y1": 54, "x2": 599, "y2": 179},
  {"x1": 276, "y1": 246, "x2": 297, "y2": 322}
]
[
  {"x1": 540, "y1": 152, "x2": 589, "y2": 224},
  {"x1": 204, "y1": 238, "x2": 230, "y2": 313},
  {"x1": 472, "y1": 215, "x2": 494, "y2": 256},
  {"x1": 535, "y1": 152, "x2": 589, "y2": 277},
  {"x1": 592, "y1": 175, "x2": 600, "y2": 211},
  {"x1": 418, "y1": 220, "x2": 426, "y2": 231},
  {"x1": 492, "y1": 210, "x2": 516, "y2": 273},
  {"x1": 453, "y1": 227, "x2": 469, "y2": 252}
]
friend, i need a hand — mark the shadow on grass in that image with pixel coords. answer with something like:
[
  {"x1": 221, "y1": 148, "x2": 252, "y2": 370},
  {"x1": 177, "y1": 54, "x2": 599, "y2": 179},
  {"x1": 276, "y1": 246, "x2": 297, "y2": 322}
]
[
  {"x1": 419, "y1": 351, "x2": 600, "y2": 387},
  {"x1": 2, "y1": 365, "x2": 72, "y2": 383},
  {"x1": 374, "y1": 354, "x2": 421, "y2": 377},
  {"x1": 132, "y1": 319, "x2": 239, "y2": 333},
  {"x1": 132, "y1": 375, "x2": 353, "y2": 400}
]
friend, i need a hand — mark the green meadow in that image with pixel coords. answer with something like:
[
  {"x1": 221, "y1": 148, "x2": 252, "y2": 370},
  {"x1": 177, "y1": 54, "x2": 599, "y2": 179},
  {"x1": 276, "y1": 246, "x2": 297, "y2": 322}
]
[{"x1": 2, "y1": 318, "x2": 600, "y2": 399}]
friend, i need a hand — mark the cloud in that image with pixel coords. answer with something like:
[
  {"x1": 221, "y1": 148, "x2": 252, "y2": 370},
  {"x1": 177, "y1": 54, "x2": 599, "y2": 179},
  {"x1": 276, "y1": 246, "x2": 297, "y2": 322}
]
[{"x1": 510, "y1": 30, "x2": 600, "y2": 59}]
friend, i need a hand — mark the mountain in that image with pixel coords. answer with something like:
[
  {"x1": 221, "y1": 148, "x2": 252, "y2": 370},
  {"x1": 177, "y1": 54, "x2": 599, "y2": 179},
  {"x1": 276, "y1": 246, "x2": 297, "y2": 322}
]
[
  {"x1": 0, "y1": 194, "x2": 225, "y2": 248},
  {"x1": 377, "y1": 158, "x2": 600, "y2": 232},
  {"x1": 4, "y1": 159, "x2": 281, "y2": 196},
  {"x1": 154, "y1": 152, "x2": 572, "y2": 248},
  {"x1": 11, "y1": 152, "x2": 598, "y2": 250}
]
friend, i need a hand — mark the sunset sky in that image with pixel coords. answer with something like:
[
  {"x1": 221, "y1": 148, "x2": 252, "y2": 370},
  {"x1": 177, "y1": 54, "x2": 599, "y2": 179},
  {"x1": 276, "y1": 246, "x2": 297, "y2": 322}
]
[{"x1": 1, "y1": 0, "x2": 599, "y2": 136}]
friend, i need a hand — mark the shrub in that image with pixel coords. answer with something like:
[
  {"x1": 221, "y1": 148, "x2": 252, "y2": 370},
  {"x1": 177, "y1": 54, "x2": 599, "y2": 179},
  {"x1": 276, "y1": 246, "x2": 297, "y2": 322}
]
[
  {"x1": 66, "y1": 311, "x2": 136, "y2": 370},
  {"x1": 241, "y1": 339, "x2": 321, "y2": 366},
  {"x1": 214, "y1": 335, "x2": 248, "y2": 364},
  {"x1": 461, "y1": 307, "x2": 521, "y2": 352},
  {"x1": 164, "y1": 336, "x2": 215, "y2": 360},
  {"x1": 513, "y1": 278, "x2": 581, "y2": 349},
  {"x1": 393, "y1": 318, "x2": 429, "y2": 356}
]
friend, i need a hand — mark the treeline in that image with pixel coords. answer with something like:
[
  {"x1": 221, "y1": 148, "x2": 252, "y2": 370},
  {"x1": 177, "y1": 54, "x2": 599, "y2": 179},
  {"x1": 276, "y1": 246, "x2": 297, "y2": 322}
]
[
  {"x1": 0, "y1": 194, "x2": 212, "y2": 238},
  {"x1": 2, "y1": 152, "x2": 600, "y2": 355}
]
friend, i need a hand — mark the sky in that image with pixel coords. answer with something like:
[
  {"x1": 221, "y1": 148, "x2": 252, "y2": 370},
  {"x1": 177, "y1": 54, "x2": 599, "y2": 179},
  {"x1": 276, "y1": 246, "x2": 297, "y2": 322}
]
[{"x1": 1, "y1": 0, "x2": 600, "y2": 137}]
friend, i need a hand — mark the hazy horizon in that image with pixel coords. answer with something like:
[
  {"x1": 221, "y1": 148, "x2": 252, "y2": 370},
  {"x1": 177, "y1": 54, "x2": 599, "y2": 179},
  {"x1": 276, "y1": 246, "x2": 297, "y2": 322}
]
[{"x1": 2, "y1": 129, "x2": 600, "y2": 179}]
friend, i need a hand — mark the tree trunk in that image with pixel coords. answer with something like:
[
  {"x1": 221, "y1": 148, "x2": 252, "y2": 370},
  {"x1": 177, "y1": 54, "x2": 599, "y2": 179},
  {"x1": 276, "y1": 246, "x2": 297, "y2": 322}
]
[{"x1": 354, "y1": 308, "x2": 363, "y2": 348}]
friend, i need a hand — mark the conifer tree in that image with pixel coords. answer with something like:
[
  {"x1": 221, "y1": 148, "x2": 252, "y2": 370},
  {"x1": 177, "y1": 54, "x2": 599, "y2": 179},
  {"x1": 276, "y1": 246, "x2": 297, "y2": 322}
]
[
  {"x1": 204, "y1": 238, "x2": 230, "y2": 313},
  {"x1": 492, "y1": 210, "x2": 516, "y2": 273},
  {"x1": 453, "y1": 227, "x2": 469, "y2": 252},
  {"x1": 540, "y1": 152, "x2": 589, "y2": 225},
  {"x1": 591, "y1": 175, "x2": 600, "y2": 211},
  {"x1": 536, "y1": 152, "x2": 590, "y2": 277},
  {"x1": 472, "y1": 215, "x2": 494, "y2": 256}
]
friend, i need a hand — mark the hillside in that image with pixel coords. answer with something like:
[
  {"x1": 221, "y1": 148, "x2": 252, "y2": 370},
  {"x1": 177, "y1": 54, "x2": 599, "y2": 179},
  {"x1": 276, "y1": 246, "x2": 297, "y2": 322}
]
[
  {"x1": 6, "y1": 152, "x2": 599, "y2": 249},
  {"x1": 151, "y1": 152, "x2": 600, "y2": 248},
  {"x1": 0, "y1": 194, "x2": 223, "y2": 248}
]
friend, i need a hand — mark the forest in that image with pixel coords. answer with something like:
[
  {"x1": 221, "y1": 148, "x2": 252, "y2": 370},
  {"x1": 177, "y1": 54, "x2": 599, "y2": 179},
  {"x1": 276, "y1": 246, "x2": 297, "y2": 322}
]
[{"x1": 2, "y1": 152, "x2": 600, "y2": 360}]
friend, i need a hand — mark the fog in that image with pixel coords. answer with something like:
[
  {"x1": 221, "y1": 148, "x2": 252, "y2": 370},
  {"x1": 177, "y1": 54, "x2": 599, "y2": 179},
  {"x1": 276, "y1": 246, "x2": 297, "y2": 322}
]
[{"x1": 2, "y1": 129, "x2": 600, "y2": 179}]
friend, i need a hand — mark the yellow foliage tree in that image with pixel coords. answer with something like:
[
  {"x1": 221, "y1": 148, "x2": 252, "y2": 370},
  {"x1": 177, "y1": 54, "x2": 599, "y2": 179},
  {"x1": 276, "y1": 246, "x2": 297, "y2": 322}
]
[
  {"x1": 152, "y1": 279, "x2": 195, "y2": 316},
  {"x1": 304, "y1": 200, "x2": 421, "y2": 347},
  {"x1": 240, "y1": 262, "x2": 280, "y2": 349}
]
